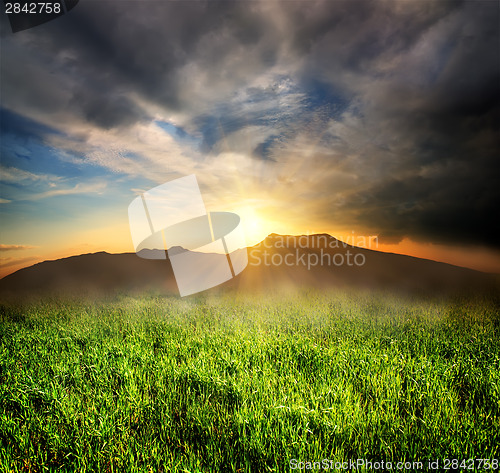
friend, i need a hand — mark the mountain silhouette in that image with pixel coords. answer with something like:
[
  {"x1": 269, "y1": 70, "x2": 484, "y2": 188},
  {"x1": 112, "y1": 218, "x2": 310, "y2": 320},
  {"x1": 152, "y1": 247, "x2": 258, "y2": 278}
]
[
  {"x1": 0, "y1": 234, "x2": 498, "y2": 300},
  {"x1": 235, "y1": 234, "x2": 498, "y2": 295}
]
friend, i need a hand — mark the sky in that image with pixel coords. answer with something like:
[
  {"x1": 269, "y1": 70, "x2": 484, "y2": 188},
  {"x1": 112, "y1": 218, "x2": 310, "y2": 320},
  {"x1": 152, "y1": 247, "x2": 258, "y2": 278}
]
[{"x1": 1, "y1": 0, "x2": 499, "y2": 278}]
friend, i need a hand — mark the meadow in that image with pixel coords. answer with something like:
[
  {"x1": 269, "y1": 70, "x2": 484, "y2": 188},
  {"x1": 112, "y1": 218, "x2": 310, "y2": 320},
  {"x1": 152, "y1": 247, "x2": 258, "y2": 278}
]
[{"x1": 0, "y1": 290, "x2": 499, "y2": 472}]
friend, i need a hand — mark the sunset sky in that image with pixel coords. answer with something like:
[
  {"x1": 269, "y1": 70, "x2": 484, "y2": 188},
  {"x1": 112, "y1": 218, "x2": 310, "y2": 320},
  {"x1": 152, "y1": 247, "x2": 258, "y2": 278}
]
[{"x1": 1, "y1": 0, "x2": 499, "y2": 278}]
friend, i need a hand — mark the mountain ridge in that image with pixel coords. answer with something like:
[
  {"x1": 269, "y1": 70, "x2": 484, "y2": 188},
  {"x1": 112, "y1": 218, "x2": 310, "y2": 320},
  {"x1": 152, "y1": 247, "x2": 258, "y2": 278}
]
[{"x1": 1, "y1": 233, "x2": 498, "y2": 299}]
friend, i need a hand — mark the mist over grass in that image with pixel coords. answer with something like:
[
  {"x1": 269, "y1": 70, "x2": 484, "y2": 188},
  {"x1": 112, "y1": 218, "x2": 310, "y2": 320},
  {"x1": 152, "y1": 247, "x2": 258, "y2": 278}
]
[{"x1": 1, "y1": 290, "x2": 499, "y2": 471}]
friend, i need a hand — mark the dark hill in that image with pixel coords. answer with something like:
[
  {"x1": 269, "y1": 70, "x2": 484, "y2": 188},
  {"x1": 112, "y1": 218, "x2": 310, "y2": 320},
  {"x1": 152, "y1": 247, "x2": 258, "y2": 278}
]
[
  {"x1": 0, "y1": 252, "x2": 177, "y2": 299},
  {"x1": 233, "y1": 234, "x2": 499, "y2": 296},
  {"x1": 0, "y1": 234, "x2": 498, "y2": 300}
]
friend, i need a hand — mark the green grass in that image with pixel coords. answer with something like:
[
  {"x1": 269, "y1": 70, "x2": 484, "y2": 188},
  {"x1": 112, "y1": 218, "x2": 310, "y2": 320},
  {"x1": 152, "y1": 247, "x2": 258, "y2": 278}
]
[{"x1": 0, "y1": 290, "x2": 499, "y2": 472}]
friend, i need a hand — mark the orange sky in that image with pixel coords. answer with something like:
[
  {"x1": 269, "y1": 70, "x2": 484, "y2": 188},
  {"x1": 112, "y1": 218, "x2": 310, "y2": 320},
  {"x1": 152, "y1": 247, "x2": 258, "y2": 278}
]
[
  {"x1": 2, "y1": 1, "x2": 498, "y2": 284},
  {"x1": 2, "y1": 208, "x2": 499, "y2": 280}
]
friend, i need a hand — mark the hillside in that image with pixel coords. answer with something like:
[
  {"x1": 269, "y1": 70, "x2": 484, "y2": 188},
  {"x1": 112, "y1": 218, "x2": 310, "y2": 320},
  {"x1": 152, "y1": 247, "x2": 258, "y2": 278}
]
[{"x1": 0, "y1": 234, "x2": 498, "y2": 300}]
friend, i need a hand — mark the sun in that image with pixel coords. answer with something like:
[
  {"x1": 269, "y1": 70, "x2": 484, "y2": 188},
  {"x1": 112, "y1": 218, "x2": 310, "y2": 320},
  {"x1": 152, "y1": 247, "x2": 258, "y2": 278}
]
[{"x1": 236, "y1": 206, "x2": 269, "y2": 246}]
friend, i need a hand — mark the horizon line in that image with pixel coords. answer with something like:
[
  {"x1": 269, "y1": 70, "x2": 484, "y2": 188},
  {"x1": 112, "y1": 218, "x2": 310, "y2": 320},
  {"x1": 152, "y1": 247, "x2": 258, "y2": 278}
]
[{"x1": 2, "y1": 232, "x2": 499, "y2": 279}]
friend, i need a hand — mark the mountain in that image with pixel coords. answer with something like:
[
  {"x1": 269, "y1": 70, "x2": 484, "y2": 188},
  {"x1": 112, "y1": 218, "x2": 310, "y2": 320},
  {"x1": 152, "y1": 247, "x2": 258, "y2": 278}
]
[
  {"x1": 236, "y1": 234, "x2": 499, "y2": 295},
  {"x1": 0, "y1": 234, "x2": 498, "y2": 300},
  {"x1": 0, "y1": 252, "x2": 177, "y2": 300}
]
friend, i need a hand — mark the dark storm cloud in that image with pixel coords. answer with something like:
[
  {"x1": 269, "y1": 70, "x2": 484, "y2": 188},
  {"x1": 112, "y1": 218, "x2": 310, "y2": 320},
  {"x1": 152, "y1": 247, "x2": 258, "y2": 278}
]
[
  {"x1": 2, "y1": 0, "x2": 499, "y2": 249},
  {"x1": 2, "y1": 0, "x2": 280, "y2": 128},
  {"x1": 286, "y1": 0, "x2": 499, "y2": 249},
  {"x1": 346, "y1": 168, "x2": 500, "y2": 248},
  {"x1": 288, "y1": 1, "x2": 463, "y2": 89},
  {"x1": 68, "y1": 86, "x2": 146, "y2": 129}
]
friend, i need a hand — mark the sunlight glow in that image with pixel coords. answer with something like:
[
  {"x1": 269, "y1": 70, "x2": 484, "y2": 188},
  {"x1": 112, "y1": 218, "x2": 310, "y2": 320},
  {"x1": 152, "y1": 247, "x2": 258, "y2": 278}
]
[{"x1": 236, "y1": 206, "x2": 267, "y2": 247}]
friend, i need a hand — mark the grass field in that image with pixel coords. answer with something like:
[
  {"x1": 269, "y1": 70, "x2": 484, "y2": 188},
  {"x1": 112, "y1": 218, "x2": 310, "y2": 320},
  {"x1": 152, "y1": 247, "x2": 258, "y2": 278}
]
[{"x1": 0, "y1": 290, "x2": 499, "y2": 472}]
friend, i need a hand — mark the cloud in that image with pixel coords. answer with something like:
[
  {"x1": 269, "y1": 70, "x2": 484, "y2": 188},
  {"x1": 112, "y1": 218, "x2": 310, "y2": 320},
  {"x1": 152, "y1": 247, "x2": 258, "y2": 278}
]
[
  {"x1": 0, "y1": 165, "x2": 60, "y2": 183},
  {"x1": 0, "y1": 162, "x2": 107, "y2": 203},
  {"x1": 1, "y1": 0, "x2": 499, "y2": 251},
  {"x1": 22, "y1": 182, "x2": 107, "y2": 200},
  {"x1": 0, "y1": 244, "x2": 38, "y2": 251},
  {"x1": 47, "y1": 121, "x2": 202, "y2": 182},
  {"x1": 1, "y1": 1, "x2": 284, "y2": 129},
  {"x1": 256, "y1": 0, "x2": 500, "y2": 248}
]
